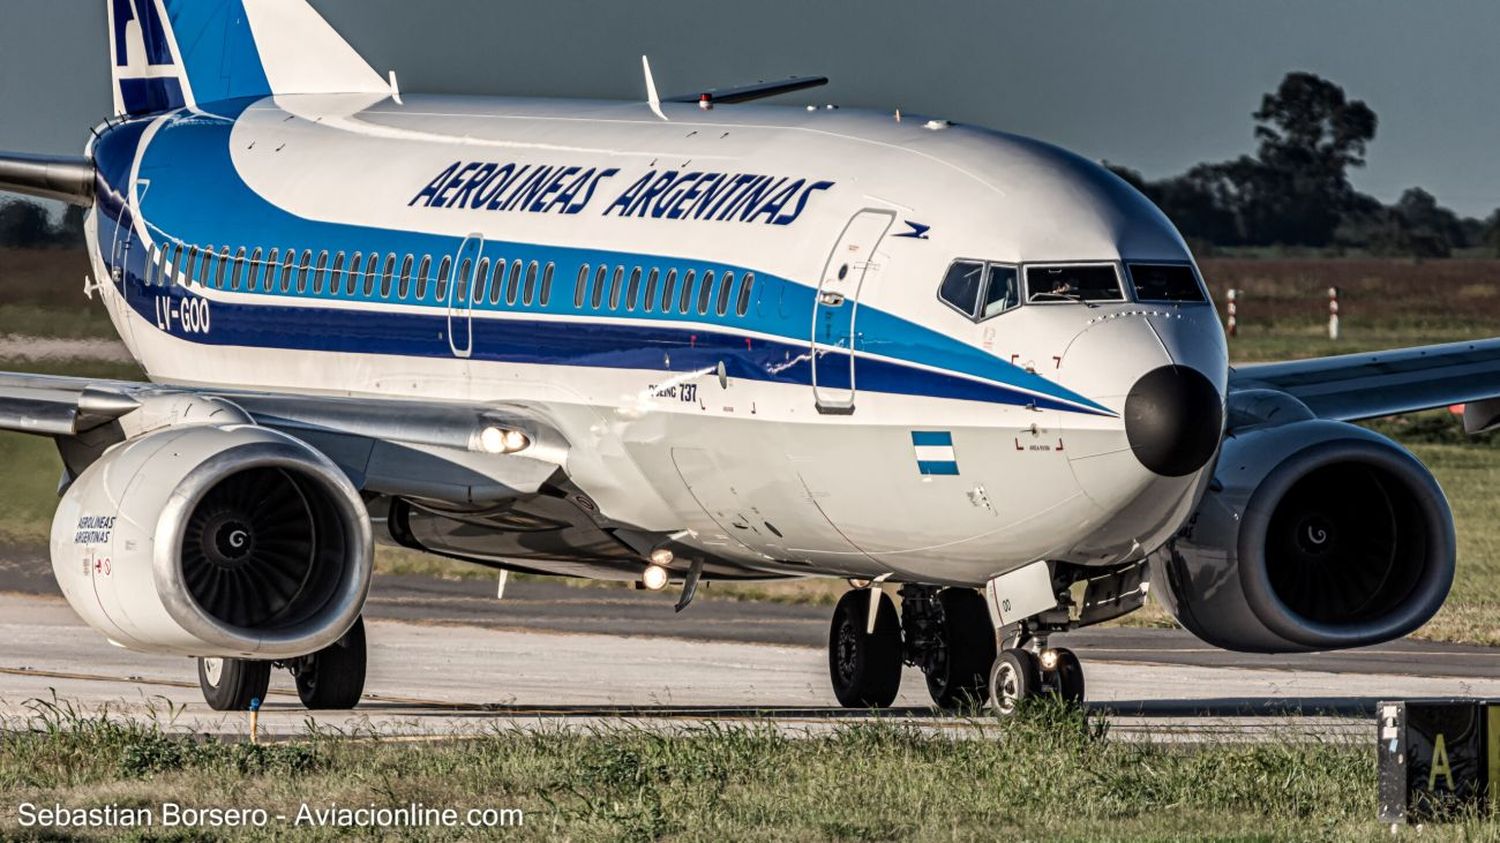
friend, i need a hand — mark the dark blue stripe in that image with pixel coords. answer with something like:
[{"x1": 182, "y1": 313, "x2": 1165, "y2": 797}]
[
  {"x1": 918, "y1": 461, "x2": 960, "y2": 476},
  {"x1": 119, "y1": 78, "x2": 186, "y2": 116},
  {"x1": 911, "y1": 431, "x2": 953, "y2": 447}
]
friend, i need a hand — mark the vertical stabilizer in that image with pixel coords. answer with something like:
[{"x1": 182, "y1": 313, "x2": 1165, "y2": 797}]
[{"x1": 108, "y1": 0, "x2": 389, "y2": 117}]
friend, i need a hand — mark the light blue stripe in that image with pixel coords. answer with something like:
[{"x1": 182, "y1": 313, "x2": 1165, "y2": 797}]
[
  {"x1": 917, "y1": 461, "x2": 960, "y2": 476},
  {"x1": 911, "y1": 431, "x2": 953, "y2": 447}
]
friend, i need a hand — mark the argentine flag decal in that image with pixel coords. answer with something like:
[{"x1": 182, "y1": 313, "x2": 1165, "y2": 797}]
[{"x1": 912, "y1": 431, "x2": 960, "y2": 476}]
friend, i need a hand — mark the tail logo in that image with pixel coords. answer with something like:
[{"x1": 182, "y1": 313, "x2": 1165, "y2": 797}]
[{"x1": 112, "y1": 0, "x2": 175, "y2": 68}]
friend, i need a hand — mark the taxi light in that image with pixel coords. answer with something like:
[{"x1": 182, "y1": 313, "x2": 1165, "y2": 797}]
[{"x1": 650, "y1": 548, "x2": 674, "y2": 566}]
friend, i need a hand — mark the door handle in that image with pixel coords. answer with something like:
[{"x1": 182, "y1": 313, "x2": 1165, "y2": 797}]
[{"x1": 820, "y1": 292, "x2": 845, "y2": 306}]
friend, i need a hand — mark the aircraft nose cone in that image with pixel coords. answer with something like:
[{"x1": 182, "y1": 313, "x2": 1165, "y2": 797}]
[{"x1": 1124, "y1": 365, "x2": 1223, "y2": 477}]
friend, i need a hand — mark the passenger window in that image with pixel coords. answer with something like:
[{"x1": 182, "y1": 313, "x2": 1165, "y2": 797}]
[
  {"x1": 170, "y1": 244, "x2": 184, "y2": 286},
  {"x1": 1026, "y1": 264, "x2": 1124, "y2": 303},
  {"x1": 697, "y1": 270, "x2": 716, "y2": 315},
  {"x1": 399, "y1": 255, "x2": 417, "y2": 300},
  {"x1": 380, "y1": 255, "x2": 396, "y2": 299},
  {"x1": 662, "y1": 269, "x2": 678, "y2": 312},
  {"x1": 486, "y1": 259, "x2": 504, "y2": 304},
  {"x1": 263, "y1": 248, "x2": 279, "y2": 291},
  {"x1": 938, "y1": 261, "x2": 985, "y2": 319},
  {"x1": 736, "y1": 272, "x2": 755, "y2": 317},
  {"x1": 295, "y1": 249, "x2": 311, "y2": 293},
  {"x1": 523, "y1": 261, "x2": 539, "y2": 305},
  {"x1": 415, "y1": 256, "x2": 431, "y2": 301},
  {"x1": 609, "y1": 267, "x2": 625, "y2": 309},
  {"x1": 716, "y1": 271, "x2": 735, "y2": 316},
  {"x1": 362, "y1": 253, "x2": 379, "y2": 297},
  {"x1": 216, "y1": 247, "x2": 231, "y2": 289},
  {"x1": 471, "y1": 258, "x2": 489, "y2": 304},
  {"x1": 454, "y1": 258, "x2": 472, "y2": 303},
  {"x1": 329, "y1": 253, "x2": 345, "y2": 295},
  {"x1": 980, "y1": 265, "x2": 1020, "y2": 319},
  {"x1": 312, "y1": 251, "x2": 328, "y2": 294},
  {"x1": 345, "y1": 252, "x2": 361, "y2": 295},
  {"x1": 643, "y1": 268, "x2": 659, "y2": 312},
  {"x1": 248, "y1": 248, "x2": 263, "y2": 291},
  {"x1": 506, "y1": 260, "x2": 522, "y2": 306},
  {"x1": 539, "y1": 262, "x2": 554, "y2": 306},
  {"x1": 626, "y1": 267, "x2": 643, "y2": 311},
  {"x1": 575, "y1": 264, "x2": 590, "y2": 308},
  {"x1": 230, "y1": 248, "x2": 246, "y2": 290},
  {"x1": 1129, "y1": 264, "x2": 1206, "y2": 303},
  {"x1": 280, "y1": 250, "x2": 297, "y2": 293},
  {"x1": 434, "y1": 256, "x2": 452, "y2": 301},
  {"x1": 184, "y1": 247, "x2": 200, "y2": 287},
  {"x1": 592, "y1": 266, "x2": 608, "y2": 309},
  {"x1": 679, "y1": 269, "x2": 696, "y2": 313}
]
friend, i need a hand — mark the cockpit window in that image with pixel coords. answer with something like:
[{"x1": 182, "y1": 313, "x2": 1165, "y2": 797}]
[
  {"x1": 980, "y1": 265, "x2": 1019, "y2": 319},
  {"x1": 940, "y1": 261, "x2": 1021, "y2": 322},
  {"x1": 938, "y1": 261, "x2": 985, "y2": 319},
  {"x1": 1026, "y1": 264, "x2": 1125, "y2": 303},
  {"x1": 1129, "y1": 264, "x2": 1206, "y2": 303}
]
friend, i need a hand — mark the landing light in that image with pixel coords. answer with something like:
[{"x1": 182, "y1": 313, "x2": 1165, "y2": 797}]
[
  {"x1": 642, "y1": 564, "x2": 670, "y2": 591},
  {"x1": 1040, "y1": 649, "x2": 1059, "y2": 671},
  {"x1": 650, "y1": 548, "x2": 675, "y2": 566},
  {"x1": 478, "y1": 426, "x2": 531, "y2": 455}
]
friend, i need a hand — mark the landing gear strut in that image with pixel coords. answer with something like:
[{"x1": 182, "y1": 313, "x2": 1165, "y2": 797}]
[{"x1": 900, "y1": 585, "x2": 996, "y2": 710}]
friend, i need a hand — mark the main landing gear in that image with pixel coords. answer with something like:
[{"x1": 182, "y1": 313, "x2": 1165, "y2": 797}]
[
  {"x1": 827, "y1": 584, "x2": 1009, "y2": 711},
  {"x1": 196, "y1": 617, "x2": 368, "y2": 712},
  {"x1": 827, "y1": 561, "x2": 1132, "y2": 713}
]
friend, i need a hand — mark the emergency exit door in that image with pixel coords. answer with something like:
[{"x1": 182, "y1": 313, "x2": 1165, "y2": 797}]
[
  {"x1": 810, "y1": 209, "x2": 895, "y2": 413},
  {"x1": 447, "y1": 233, "x2": 484, "y2": 358}
]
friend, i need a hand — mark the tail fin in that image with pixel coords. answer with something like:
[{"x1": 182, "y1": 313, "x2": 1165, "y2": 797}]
[{"x1": 108, "y1": 0, "x2": 389, "y2": 117}]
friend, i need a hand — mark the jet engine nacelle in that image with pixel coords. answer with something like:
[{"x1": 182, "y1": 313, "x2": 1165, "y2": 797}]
[
  {"x1": 1149, "y1": 405, "x2": 1454, "y2": 653},
  {"x1": 50, "y1": 424, "x2": 372, "y2": 659}
]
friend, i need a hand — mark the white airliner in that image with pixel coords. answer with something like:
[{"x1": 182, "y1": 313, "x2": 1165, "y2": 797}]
[{"x1": 0, "y1": 0, "x2": 1494, "y2": 713}]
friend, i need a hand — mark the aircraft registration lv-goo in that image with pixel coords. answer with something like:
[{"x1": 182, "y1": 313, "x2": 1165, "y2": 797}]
[{"x1": 3, "y1": 0, "x2": 1500, "y2": 713}]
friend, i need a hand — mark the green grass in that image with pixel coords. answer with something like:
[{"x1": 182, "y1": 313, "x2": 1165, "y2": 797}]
[{"x1": 1, "y1": 697, "x2": 1434, "y2": 842}]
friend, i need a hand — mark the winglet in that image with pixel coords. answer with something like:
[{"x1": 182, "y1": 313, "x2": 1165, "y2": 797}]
[{"x1": 642, "y1": 56, "x2": 668, "y2": 122}]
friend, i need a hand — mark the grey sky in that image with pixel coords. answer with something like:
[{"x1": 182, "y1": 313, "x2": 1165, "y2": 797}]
[{"x1": 3, "y1": 0, "x2": 1497, "y2": 216}]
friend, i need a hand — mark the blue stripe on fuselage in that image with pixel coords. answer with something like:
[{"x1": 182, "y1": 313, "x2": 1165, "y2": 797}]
[{"x1": 97, "y1": 104, "x2": 1116, "y2": 416}]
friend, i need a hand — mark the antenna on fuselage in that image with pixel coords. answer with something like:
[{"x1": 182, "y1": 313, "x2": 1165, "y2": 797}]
[{"x1": 642, "y1": 56, "x2": 669, "y2": 122}]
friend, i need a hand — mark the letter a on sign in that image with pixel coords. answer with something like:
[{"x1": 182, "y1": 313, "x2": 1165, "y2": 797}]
[{"x1": 1430, "y1": 733, "x2": 1455, "y2": 791}]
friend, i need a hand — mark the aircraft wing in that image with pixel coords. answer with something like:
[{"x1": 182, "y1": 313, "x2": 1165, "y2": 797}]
[
  {"x1": 0, "y1": 371, "x2": 568, "y2": 503},
  {"x1": 1229, "y1": 337, "x2": 1500, "y2": 426}
]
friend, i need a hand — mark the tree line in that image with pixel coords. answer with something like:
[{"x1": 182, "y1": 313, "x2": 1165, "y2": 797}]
[
  {"x1": 1109, "y1": 71, "x2": 1500, "y2": 258},
  {"x1": 0, "y1": 200, "x2": 84, "y2": 249}
]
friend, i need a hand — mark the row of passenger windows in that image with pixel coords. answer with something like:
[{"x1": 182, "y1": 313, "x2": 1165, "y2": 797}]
[
  {"x1": 140, "y1": 241, "x2": 562, "y2": 307},
  {"x1": 136, "y1": 241, "x2": 755, "y2": 320},
  {"x1": 938, "y1": 261, "x2": 1204, "y2": 322},
  {"x1": 571, "y1": 264, "x2": 756, "y2": 318}
]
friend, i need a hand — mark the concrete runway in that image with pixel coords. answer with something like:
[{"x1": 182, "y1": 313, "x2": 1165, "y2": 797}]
[{"x1": 4, "y1": 582, "x2": 1500, "y2": 742}]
